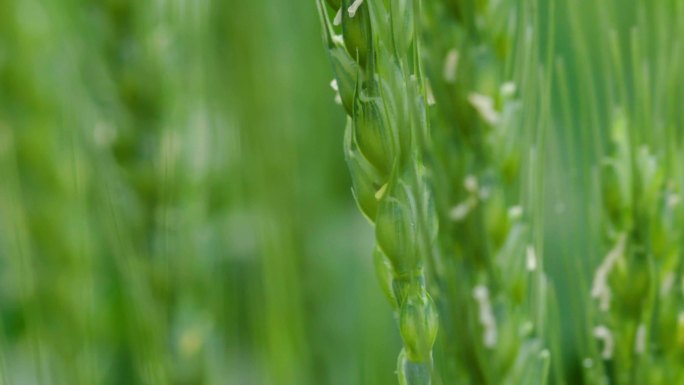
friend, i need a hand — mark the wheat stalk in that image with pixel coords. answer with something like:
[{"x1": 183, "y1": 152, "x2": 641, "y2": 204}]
[{"x1": 317, "y1": 0, "x2": 439, "y2": 383}]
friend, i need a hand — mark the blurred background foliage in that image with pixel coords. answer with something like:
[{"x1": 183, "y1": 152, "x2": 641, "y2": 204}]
[
  {"x1": 1, "y1": 0, "x2": 683, "y2": 384},
  {"x1": 0, "y1": 0, "x2": 398, "y2": 383}
]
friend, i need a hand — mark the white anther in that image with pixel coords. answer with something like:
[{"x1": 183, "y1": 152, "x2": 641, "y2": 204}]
[
  {"x1": 348, "y1": 0, "x2": 364, "y2": 18},
  {"x1": 526, "y1": 245, "x2": 537, "y2": 272},
  {"x1": 591, "y1": 234, "x2": 627, "y2": 312},
  {"x1": 443, "y1": 49, "x2": 459, "y2": 83},
  {"x1": 426, "y1": 81, "x2": 436, "y2": 106},
  {"x1": 508, "y1": 205, "x2": 523, "y2": 220},
  {"x1": 332, "y1": 34, "x2": 345, "y2": 45},
  {"x1": 473, "y1": 285, "x2": 497, "y2": 348},
  {"x1": 468, "y1": 93, "x2": 500, "y2": 125},
  {"x1": 593, "y1": 325, "x2": 614, "y2": 360},
  {"x1": 449, "y1": 197, "x2": 476, "y2": 222},
  {"x1": 330, "y1": 79, "x2": 342, "y2": 105},
  {"x1": 501, "y1": 81, "x2": 516, "y2": 97},
  {"x1": 464, "y1": 175, "x2": 478, "y2": 193},
  {"x1": 473, "y1": 285, "x2": 488, "y2": 300}
]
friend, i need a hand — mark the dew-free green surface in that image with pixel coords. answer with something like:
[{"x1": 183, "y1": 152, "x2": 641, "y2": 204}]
[{"x1": 1, "y1": 1, "x2": 683, "y2": 384}]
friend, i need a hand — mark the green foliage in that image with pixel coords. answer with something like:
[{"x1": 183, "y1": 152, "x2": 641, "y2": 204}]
[
  {"x1": 1, "y1": 1, "x2": 684, "y2": 385},
  {"x1": 317, "y1": 1, "x2": 684, "y2": 385}
]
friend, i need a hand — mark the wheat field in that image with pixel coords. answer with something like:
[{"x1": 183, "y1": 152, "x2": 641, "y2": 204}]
[{"x1": 0, "y1": 1, "x2": 683, "y2": 384}]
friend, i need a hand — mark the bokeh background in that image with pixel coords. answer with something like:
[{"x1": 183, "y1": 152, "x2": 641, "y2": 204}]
[
  {"x1": 1, "y1": 0, "x2": 680, "y2": 384},
  {"x1": 0, "y1": 1, "x2": 400, "y2": 383}
]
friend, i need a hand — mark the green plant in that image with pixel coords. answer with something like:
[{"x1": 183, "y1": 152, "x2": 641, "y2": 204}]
[
  {"x1": 420, "y1": 1, "x2": 556, "y2": 384},
  {"x1": 576, "y1": 3, "x2": 684, "y2": 384},
  {"x1": 5, "y1": 1, "x2": 684, "y2": 385},
  {"x1": 317, "y1": 0, "x2": 440, "y2": 383},
  {"x1": 316, "y1": 0, "x2": 556, "y2": 383}
]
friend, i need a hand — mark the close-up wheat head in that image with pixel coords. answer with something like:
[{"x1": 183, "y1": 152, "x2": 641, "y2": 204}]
[{"x1": 0, "y1": 0, "x2": 683, "y2": 384}]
